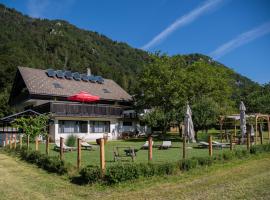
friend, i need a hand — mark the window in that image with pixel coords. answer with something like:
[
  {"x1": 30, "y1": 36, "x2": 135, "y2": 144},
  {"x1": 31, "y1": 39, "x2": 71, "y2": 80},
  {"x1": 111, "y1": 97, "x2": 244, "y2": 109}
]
[
  {"x1": 53, "y1": 82, "x2": 63, "y2": 89},
  {"x1": 58, "y1": 120, "x2": 87, "y2": 133},
  {"x1": 90, "y1": 121, "x2": 110, "y2": 133},
  {"x1": 123, "y1": 121, "x2": 133, "y2": 126}
]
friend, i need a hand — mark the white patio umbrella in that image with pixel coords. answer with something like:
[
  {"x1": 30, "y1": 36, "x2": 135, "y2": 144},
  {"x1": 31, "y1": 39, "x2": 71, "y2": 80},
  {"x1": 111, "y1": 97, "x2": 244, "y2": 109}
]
[
  {"x1": 240, "y1": 101, "x2": 247, "y2": 143},
  {"x1": 184, "y1": 104, "x2": 196, "y2": 143}
]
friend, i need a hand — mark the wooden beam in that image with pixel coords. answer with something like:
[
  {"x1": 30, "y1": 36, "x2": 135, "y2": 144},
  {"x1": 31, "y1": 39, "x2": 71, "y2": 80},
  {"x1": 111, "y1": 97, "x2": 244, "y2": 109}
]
[
  {"x1": 208, "y1": 135, "x2": 213, "y2": 157},
  {"x1": 77, "y1": 138, "x2": 81, "y2": 170},
  {"x1": 255, "y1": 115, "x2": 258, "y2": 145},
  {"x1": 60, "y1": 137, "x2": 64, "y2": 160},
  {"x1": 19, "y1": 135, "x2": 23, "y2": 149},
  {"x1": 268, "y1": 116, "x2": 270, "y2": 142},
  {"x1": 100, "y1": 138, "x2": 105, "y2": 177},
  {"x1": 27, "y1": 135, "x2": 30, "y2": 150},
  {"x1": 148, "y1": 136, "x2": 153, "y2": 161},
  {"x1": 46, "y1": 135, "x2": 50, "y2": 155}
]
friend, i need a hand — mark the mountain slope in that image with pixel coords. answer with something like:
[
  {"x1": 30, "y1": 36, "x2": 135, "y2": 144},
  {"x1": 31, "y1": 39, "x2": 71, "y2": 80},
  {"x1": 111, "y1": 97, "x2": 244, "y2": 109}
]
[{"x1": 0, "y1": 4, "x2": 261, "y2": 117}]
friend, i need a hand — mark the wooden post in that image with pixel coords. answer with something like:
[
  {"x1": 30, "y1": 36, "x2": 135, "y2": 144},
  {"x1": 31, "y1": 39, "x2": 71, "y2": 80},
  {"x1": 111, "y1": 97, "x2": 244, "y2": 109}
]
[
  {"x1": 19, "y1": 135, "x2": 23, "y2": 149},
  {"x1": 5, "y1": 133, "x2": 8, "y2": 147},
  {"x1": 234, "y1": 119, "x2": 237, "y2": 139},
  {"x1": 247, "y1": 132, "x2": 250, "y2": 150},
  {"x1": 255, "y1": 116, "x2": 258, "y2": 145},
  {"x1": 182, "y1": 135, "x2": 186, "y2": 159},
  {"x1": 60, "y1": 137, "x2": 64, "y2": 160},
  {"x1": 14, "y1": 135, "x2": 17, "y2": 149},
  {"x1": 27, "y1": 135, "x2": 30, "y2": 150},
  {"x1": 230, "y1": 133, "x2": 233, "y2": 151},
  {"x1": 46, "y1": 135, "x2": 49, "y2": 155},
  {"x1": 9, "y1": 135, "x2": 12, "y2": 149},
  {"x1": 220, "y1": 123, "x2": 223, "y2": 143},
  {"x1": 260, "y1": 124, "x2": 263, "y2": 145},
  {"x1": 100, "y1": 138, "x2": 105, "y2": 177},
  {"x1": 267, "y1": 116, "x2": 270, "y2": 142},
  {"x1": 208, "y1": 135, "x2": 212, "y2": 157},
  {"x1": 77, "y1": 138, "x2": 81, "y2": 170},
  {"x1": 148, "y1": 136, "x2": 153, "y2": 161},
  {"x1": 35, "y1": 137, "x2": 39, "y2": 151}
]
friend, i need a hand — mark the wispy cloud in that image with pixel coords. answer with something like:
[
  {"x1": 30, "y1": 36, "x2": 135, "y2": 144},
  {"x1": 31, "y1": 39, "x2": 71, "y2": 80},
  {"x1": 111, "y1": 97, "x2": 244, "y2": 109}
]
[
  {"x1": 27, "y1": 0, "x2": 74, "y2": 18},
  {"x1": 210, "y1": 21, "x2": 270, "y2": 59},
  {"x1": 141, "y1": 0, "x2": 224, "y2": 50}
]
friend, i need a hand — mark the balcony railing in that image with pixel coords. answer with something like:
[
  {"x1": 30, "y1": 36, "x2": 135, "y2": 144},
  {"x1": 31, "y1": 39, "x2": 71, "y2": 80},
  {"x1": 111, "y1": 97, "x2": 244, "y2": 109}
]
[{"x1": 34, "y1": 102, "x2": 125, "y2": 118}]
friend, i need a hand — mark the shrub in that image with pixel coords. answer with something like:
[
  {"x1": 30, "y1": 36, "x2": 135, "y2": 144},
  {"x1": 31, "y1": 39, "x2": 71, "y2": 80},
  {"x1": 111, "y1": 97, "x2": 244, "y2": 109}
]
[
  {"x1": 234, "y1": 149, "x2": 249, "y2": 159},
  {"x1": 105, "y1": 163, "x2": 140, "y2": 184},
  {"x1": 155, "y1": 162, "x2": 176, "y2": 175},
  {"x1": 179, "y1": 159, "x2": 198, "y2": 171},
  {"x1": 250, "y1": 144, "x2": 270, "y2": 154},
  {"x1": 222, "y1": 151, "x2": 235, "y2": 161},
  {"x1": 137, "y1": 163, "x2": 156, "y2": 177},
  {"x1": 79, "y1": 165, "x2": 101, "y2": 184},
  {"x1": 66, "y1": 135, "x2": 77, "y2": 147},
  {"x1": 193, "y1": 156, "x2": 213, "y2": 166}
]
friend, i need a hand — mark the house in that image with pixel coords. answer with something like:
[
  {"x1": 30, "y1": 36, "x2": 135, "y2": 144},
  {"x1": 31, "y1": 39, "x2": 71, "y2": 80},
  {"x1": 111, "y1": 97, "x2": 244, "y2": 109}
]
[{"x1": 3, "y1": 66, "x2": 148, "y2": 142}]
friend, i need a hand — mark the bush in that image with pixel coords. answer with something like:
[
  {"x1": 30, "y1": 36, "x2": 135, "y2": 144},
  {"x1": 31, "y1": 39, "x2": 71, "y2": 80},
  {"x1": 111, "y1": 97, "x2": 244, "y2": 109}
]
[
  {"x1": 222, "y1": 151, "x2": 235, "y2": 161},
  {"x1": 66, "y1": 135, "x2": 77, "y2": 147},
  {"x1": 105, "y1": 163, "x2": 140, "y2": 184},
  {"x1": 179, "y1": 159, "x2": 198, "y2": 171},
  {"x1": 79, "y1": 165, "x2": 101, "y2": 184},
  {"x1": 193, "y1": 156, "x2": 213, "y2": 166},
  {"x1": 234, "y1": 149, "x2": 249, "y2": 159},
  {"x1": 155, "y1": 162, "x2": 176, "y2": 175},
  {"x1": 250, "y1": 144, "x2": 270, "y2": 154}
]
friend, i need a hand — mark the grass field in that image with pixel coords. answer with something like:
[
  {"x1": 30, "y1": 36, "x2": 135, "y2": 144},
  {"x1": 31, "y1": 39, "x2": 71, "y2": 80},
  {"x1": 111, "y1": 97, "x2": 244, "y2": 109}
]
[
  {"x1": 0, "y1": 151, "x2": 270, "y2": 199},
  {"x1": 26, "y1": 130, "x2": 270, "y2": 168}
]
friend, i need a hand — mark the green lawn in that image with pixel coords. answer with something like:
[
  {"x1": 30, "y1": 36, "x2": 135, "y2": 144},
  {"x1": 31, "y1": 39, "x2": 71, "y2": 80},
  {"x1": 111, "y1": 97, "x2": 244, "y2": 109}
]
[{"x1": 0, "y1": 151, "x2": 270, "y2": 199}]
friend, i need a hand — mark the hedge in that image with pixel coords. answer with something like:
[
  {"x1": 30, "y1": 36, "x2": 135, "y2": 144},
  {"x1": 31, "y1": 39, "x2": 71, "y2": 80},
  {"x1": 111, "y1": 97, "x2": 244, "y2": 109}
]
[{"x1": 4, "y1": 146, "x2": 67, "y2": 175}]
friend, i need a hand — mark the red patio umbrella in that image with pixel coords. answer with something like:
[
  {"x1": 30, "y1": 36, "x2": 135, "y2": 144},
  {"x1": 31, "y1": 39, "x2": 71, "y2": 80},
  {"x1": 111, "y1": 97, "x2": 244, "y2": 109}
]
[{"x1": 67, "y1": 91, "x2": 100, "y2": 102}]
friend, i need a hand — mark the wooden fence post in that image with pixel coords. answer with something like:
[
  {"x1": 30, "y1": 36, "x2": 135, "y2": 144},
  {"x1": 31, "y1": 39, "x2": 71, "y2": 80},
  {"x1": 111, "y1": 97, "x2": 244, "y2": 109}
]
[
  {"x1": 220, "y1": 123, "x2": 223, "y2": 143},
  {"x1": 27, "y1": 135, "x2": 30, "y2": 150},
  {"x1": 268, "y1": 116, "x2": 270, "y2": 142},
  {"x1": 230, "y1": 133, "x2": 233, "y2": 151},
  {"x1": 100, "y1": 138, "x2": 105, "y2": 177},
  {"x1": 19, "y1": 135, "x2": 23, "y2": 149},
  {"x1": 14, "y1": 135, "x2": 17, "y2": 149},
  {"x1": 35, "y1": 137, "x2": 39, "y2": 151},
  {"x1": 260, "y1": 128, "x2": 263, "y2": 145},
  {"x1": 148, "y1": 136, "x2": 153, "y2": 161},
  {"x1": 208, "y1": 135, "x2": 212, "y2": 157},
  {"x1": 77, "y1": 138, "x2": 81, "y2": 170},
  {"x1": 255, "y1": 116, "x2": 258, "y2": 144},
  {"x1": 182, "y1": 135, "x2": 186, "y2": 159},
  {"x1": 9, "y1": 135, "x2": 12, "y2": 149},
  {"x1": 46, "y1": 135, "x2": 50, "y2": 155},
  {"x1": 247, "y1": 132, "x2": 250, "y2": 150},
  {"x1": 60, "y1": 137, "x2": 64, "y2": 160},
  {"x1": 5, "y1": 133, "x2": 8, "y2": 147}
]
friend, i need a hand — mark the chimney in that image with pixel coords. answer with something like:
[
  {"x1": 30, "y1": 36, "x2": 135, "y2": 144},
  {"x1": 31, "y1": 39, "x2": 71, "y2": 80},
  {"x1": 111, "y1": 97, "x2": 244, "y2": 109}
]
[{"x1": 87, "y1": 68, "x2": 91, "y2": 76}]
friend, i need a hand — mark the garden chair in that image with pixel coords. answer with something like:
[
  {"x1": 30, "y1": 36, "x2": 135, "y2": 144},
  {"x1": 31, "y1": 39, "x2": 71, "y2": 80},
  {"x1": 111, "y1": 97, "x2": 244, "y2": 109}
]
[
  {"x1": 159, "y1": 141, "x2": 172, "y2": 149},
  {"x1": 212, "y1": 141, "x2": 231, "y2": 148},
  {"x1": 54, "y1": 142, "x2": 76, "y2": 152},
  {"x1": 81, "y1": 141, "x2": 96, "y2": 150},
  {"x1": 141, "y1": 140, "x2": 154, "y2": 149}
]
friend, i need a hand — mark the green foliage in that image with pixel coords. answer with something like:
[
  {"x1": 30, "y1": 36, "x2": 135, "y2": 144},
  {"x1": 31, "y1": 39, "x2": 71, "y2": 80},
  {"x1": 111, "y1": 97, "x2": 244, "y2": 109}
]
[
  {"x1": 12, "y1": 115, "x2": 49, "y2": 139},
  {"x1": 179, "y1": 159, "x2": 198, "y2": 171},
  {"x1": 12, "y1": 147, "x2": 67, "y2": 174},
  {"x1": 66, "y1": 135, "x2": 77, "y2": 147},
  {"x1": 250, "y1": 144, "x2": 270, "y2": 154},
  {"x1": 79, "y1": 165, "x2": 101, "y2": 184}
]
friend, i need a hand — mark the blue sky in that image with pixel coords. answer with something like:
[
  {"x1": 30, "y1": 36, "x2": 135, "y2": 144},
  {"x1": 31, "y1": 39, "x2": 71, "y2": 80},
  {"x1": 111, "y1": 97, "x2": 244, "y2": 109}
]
[{"x1": 1, "y1": 0, "x2": 270, "y2": 84}]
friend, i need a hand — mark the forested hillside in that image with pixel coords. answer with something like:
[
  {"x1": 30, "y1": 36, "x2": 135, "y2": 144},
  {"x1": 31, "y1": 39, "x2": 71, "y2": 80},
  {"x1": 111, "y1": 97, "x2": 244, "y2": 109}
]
[{"x1": 0, "y1": 4, "x2": 265, "y2": 117}]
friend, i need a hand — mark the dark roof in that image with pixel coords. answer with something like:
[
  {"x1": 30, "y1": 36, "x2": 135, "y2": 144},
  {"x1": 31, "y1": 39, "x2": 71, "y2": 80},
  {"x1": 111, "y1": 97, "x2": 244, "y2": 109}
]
[
  {"x1": 17, "y1": 67, "x2": 132, "y2": 101},
  {"x1": 0, "y1": 109, "x2": 40, "y2": 123}
]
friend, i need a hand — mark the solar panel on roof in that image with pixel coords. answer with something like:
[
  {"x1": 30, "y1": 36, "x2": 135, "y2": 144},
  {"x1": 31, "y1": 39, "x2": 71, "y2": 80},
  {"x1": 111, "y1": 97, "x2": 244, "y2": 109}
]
[
  {"x1": 81, "y1": 74, "x2": 88, "y2": 82},
  {"x1": 46, "y1": 69, "x2": 55, "y2": 77},
  {"x1": 55, "y1": 70, "x2": 64, "y2": 78},
  {"x1": 64, "y1": 71, "x2": 73, "y2": 79},
  {"x1": 72, "y1": 72, "x2": 81, "y2": 81},
  {"x1": 88, "y1": 75, "x2": 96, "y2": 82},
  {"x1": 96, "y1": 76, "x2": 104, "y2": 84}
]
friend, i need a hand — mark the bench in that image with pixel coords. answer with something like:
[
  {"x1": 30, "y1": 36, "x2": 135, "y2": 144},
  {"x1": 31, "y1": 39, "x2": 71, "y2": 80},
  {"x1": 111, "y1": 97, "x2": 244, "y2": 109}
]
[{"x1": 113, "y1": 146, "x2": 138, "y2": 162}]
